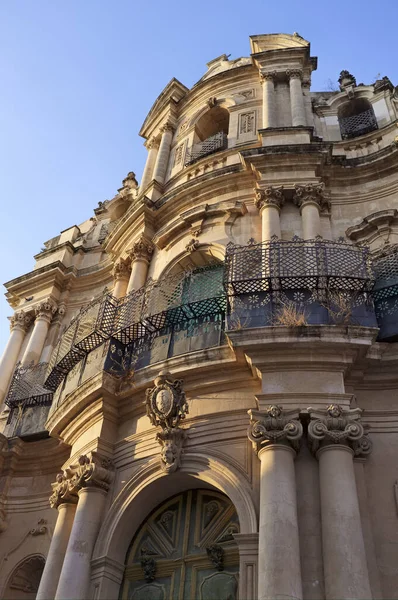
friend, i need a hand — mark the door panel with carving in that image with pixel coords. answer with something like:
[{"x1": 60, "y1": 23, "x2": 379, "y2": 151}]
[{"x1": 121, "y1": 490, "x2": 240, "y2": 600}]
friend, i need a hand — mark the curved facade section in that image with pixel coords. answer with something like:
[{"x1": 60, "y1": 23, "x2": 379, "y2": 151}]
[{"x1": 0, "y1": 32, "x2": 398, "y2": 600}]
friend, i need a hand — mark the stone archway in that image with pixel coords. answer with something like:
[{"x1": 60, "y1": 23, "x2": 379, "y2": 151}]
[
  {"x1": 120, "y1": 489, "x2": 239, "y2": 600},
  {"x1": 3, "y1": 555, "x2": 45, "y2": 600}
]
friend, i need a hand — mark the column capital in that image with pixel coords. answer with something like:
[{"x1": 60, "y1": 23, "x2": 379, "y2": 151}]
[
  {"x1": 128, "y1": 236, "x2": 154, "y2": 263},
  {"x1": 248, "y1": 405, "x2": 303, "y2": 454},
  {"x1": 49, "y1": 452, "x2": 115, "y2": 508},
  {"x1": 286, "y1": 69, "x2": 303, "y2": 81},
  {"x1": 160, "y1": 122, "x2": 174, "y2": 134},
  {"x1": 293, "y1": 182, "x2": 330, "y2": 212},
  {"x1": 113, "y1": 257, "x2": 131, "y2": 281},
  {"x1": 10, "y1": 310, "x2": 32, "y2": 333},
  {"x1": 260, "y1": 70, "x2": 277, "y2": 83},
  {"x1": 35, "y1": 299, "x2": 58, "y2": 323},
  {"x1": 146, "y1": 136, "x2": 160, "y2": 150},
  {"x1": 254, "y1": 186, "x2": 285, "y2": 212},
  {"x1": 308, "y1": 404, "x2": 372, "y2": 458}
]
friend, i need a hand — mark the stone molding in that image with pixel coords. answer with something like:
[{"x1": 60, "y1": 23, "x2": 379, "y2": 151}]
[
  {"x1": 35, "y1": 299, "x2": 58, "y2": 323},
  {"x1": 10, "y1": 311, "x2": 32, "y2": 333},
  {"x1": 49, "y1": 452, "x2": 114, "y2": 509},
  {"x1": 248, "y1": 405, "x2": 303, "y2": 453},
  {"x1": 113, "y1": 257, "x2": 131, "y2": 281},
  {"x1": 254, "y1": 186, "x2": 284, "y2": 212},
  {"x1": 145, "y1": 371, "x2": 189, "y2": 473},
  {"x1": 286, "y1": 69, "x2": 303, "y2": 81},
  {"x1": 308, "y1": 404, "x2": 372, "y2": 457},
  {"x1": 293, "y1": 183, "x2": 330, "y2": 212},
  {"x1": 260, "y1": 70, "x2": 277, "y2": 83},
  {"x1": 128, "y1": 236, "x2": 154, "y2": 263}
]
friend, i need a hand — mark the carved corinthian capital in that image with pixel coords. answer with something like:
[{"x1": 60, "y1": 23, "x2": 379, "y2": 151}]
[
  {"x1": 146, "y1": 371, "x2": 189, "y2": 473},
  {"x1": 293, "y1": 183, "x2": 330, "y2": 212},
  {"x1": 49, "y1": 452, "x2": 114, "y2": 508},
  {"x1": 128, "y1": 236, "x2": 154, "y2": 263},
  {"x1": 35, "y1": 299, "x2": 58, "y2": 323},
  {"x1": 254, "y1": 187, "x2": 284, "y2": 212},
  {"x1": 308, "y1": 404, "x2": 372, "y2": 457},
  {"x1": 10, "y1": 311, "x2": 32, "y2": 333},
  {"x1": 248, "y1": 405, "x2": 303, "y2": 453},
  {"x1": 286, "y1": 69, "x2": 303, "y2": 81},
  {"x1": 260, "y1": 70, "x2": 277, "y2": 83},
  {"x1": 113, "y1": 257, "x2": 131, "y2": 281}
]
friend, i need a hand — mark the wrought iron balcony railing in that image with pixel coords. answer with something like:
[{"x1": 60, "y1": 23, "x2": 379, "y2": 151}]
[
  {"x1": 372, "y1": 248, "x2": 398, "y2": 341},
  {"x1": 184, "y1": 132, "x2": 228, "y2": 166},
  {"x1": 339, "y1": 109, "x2": 378, "y2": 140}
]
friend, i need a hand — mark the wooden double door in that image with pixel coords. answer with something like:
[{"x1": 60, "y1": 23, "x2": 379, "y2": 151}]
[{"x1": 121, "y1": 489, "x2": 240, "y2": 600}]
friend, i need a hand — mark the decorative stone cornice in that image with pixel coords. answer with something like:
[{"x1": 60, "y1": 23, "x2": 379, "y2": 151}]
[
  {"x1": 145, "y1": 371, "x2": 189, "y2": 473},
  {"x1": 35, "y1": 299, "x2": 58, "y2": 323},
  {"x1": 286, "y1": 69, "x2": 303, "y2": 81},
  {"x1": 293, "y1": 183, "x2": 330, "y2": 212},
  {"x1": 248, "y1": 405, "x2": 303, "y2": 453},
  {"x1": 10, "y1": 311, "x2": 32, "y2": 333},
  {"x1": 113, "y1": 257, "x2": 131, "y2": 281},
  {"x1": 49, "y1": 452, "x2": 115, "y2": 508},
  {"x1": 254, "y1": 187, "x2": 284, "y2": 212},
  {"x1": 260, "y1": 70, "x2": 277, "y2": 83},
  {"x1": 128, "y1": 236, "x2": 154, "y2": 263},
  {"x1": 308, "y1": 404, "x2": 372, "y2": 457}
]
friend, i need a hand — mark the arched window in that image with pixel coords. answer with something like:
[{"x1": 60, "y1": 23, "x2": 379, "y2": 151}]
[
  {"x1": 120, "y1": 489, "x2": 239, "y2": 600},
  {"x1": 338, "y1": 98, "x2": 378, "y2": 140},
  {"x1": 3, "y1": 555, "x2": 45, "y2": 599},
  {"x1": 186, "y1": 106, "x2": 230, "y2": 165}
]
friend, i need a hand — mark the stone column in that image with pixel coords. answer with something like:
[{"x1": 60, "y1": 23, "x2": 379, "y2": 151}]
[
  {"x1": 112, "y1": 258, "x2": 131, "y2": 299},
  {"x1": 152, "y1": 123, "x2": 174, "y2": 185},
  {"x1": 294, "y1": 183, "x2": 328, "y2": 240},
  {"x1": 287, "y1": 70, "x2": 307, "y2": 127},
  {"x1": 21, "y1": 300, "x2": 57, "y2": 366},
  {"x1": 36, "y1": 481, "x2": 77, "y2": 600},
  {"x1": 254, "y1": 186, "x2": 284, "y2": 241},
  {"x1": 308, "y1": 404, "x2": 372, "y2": 600},
  {"x1": 54, "y1": 453, "x2": 114, "y2": 600},
  {"x1": 127, "y1": 237, "x2": 154, "y2": 294},
  {"x1": 260, "y1": 71, "x2": 277, "y2": 129},
  {"x1": 140, "y1": 137, "x2": 160, "y2": 192},
  {"x1": 248, "y1": 405, "x2": 303, "y2": 600},
  {"x1": 0, "y1": 312, "x2": 32, "y2": 406}
]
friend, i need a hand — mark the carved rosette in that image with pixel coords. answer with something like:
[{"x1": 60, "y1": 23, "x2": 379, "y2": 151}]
[
  {"x1": 308, "y1": 404, "x2": 372, "y2": 457},
  {"x1": 293, "y1": 183, "x2": 330, "y2": 212},
  {"x1": 286, "y1": 69, "x2": 303, "y2": 81},
  {"x1": 10, "y1": 311, "x2": 32, "y2": 333},
  {"x1": 260, "y1": 71, "x2": 277, "y2": 83},
  {"x1": 254, "y1": 187, "x2": 285, "y2": 212},
  {"x1": 146, "y1": 371, "x2": 189, "y2": 473},
  {"x1": 128, "y1": 237, "x2": 154, "y2": 264},
  {"x1": 248, "y1": 405, "x2": 303, "y2": 453},
  {"x1": 113, "y1": 257, "x2": 131, "y2": 281},
  {"x1": 49, "y1": 452, "x2": 114, "y2": 508},
  {"x1": 35, "y1": 299, "x2": 58, "y2": 324}
]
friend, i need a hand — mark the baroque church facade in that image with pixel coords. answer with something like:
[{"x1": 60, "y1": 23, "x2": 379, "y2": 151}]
[{"x1": 0, "y1": 32, "x2": 398, "y2": 600}]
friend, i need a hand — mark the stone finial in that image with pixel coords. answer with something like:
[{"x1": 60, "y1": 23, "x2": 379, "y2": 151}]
[
  {"x1": 248, "y1": 405, "x2": 303, "y2": 453},
  {"x1": 254, "y1": 186, "x2": 285, "y2": 212},
  {"x1": 308, "y1": 404, "x2": 372, "y2": 457},
  {"x1": 35, "y1": 299, "x2": 58, "y2": 323},
  {"x1": 286, "y1": 69, "x2": 303, "y2": 81},
  {"x1": 10, "y1": 311, "x2": 32, "y2": 333},
  {"x1": 145, "y1": 371, "x2": 189, "y2": 473},
  {"x1": 128, "y1": 236, "x2": 154, "y2": 263},
  {"x1": 49, "y1": 452, "x2": 114, "y2": 508},
  {"x1": 260, "y1": 71, "x2": 277, "y2": 83},
  {"x1": 113, "y1": 257, "x2": 131, "y2": 281},
  {"x1": 122, "y1": 171, "x2": 138, "y2": 190},
  {"x1": 338, "y1": 70, "x2": 357, "y2": 90},
  {"x1": 293, "y1": 183, "x2": 330, "y2": 212}
]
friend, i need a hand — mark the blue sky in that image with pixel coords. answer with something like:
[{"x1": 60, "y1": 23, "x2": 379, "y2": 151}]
[{"x1": 0, "y1": 0, "x2": 397, "y2": 351}]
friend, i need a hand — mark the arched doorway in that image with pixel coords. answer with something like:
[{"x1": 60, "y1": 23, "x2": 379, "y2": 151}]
[
  {"x1": 3, "y1": 555, "x2": 45, "y2": 600},
  {"x1": 120, "y1": 489, "x2": 240, "y2": 600}
]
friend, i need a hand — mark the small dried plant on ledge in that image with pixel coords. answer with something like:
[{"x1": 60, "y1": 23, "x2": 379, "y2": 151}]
[{"x1": 272, "y1": 300, "x2": 308, "y2": 327}]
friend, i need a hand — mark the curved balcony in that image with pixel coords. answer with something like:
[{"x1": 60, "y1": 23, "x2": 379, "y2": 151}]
[
  {"x1": 372, "y1": 249, "x2": 398, "y2": 341},
  {"x1": 184, "y1": 132, "x2": 228, "y2": 166}
]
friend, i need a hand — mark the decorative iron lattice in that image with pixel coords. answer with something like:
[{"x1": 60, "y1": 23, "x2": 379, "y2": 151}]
[
  {"x1": 339, "y1": 109, "x2": 378, "y2": 140},
  {"x1": 372, "y1": 249, "x2": 398, "y2": 340},
  {"x1": 184, "y1": 132, "x2": 228, "y2": 166},
  {"x1": 6, "y1": 362, "x2": 53, "y2": 413}
]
